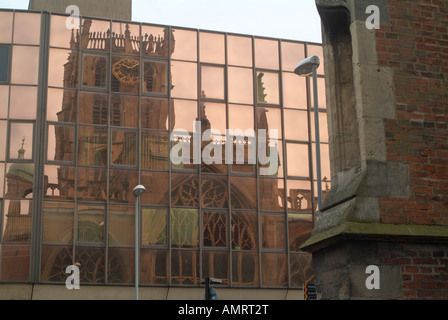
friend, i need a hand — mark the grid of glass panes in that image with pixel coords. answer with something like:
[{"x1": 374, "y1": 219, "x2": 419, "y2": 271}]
[
  {"x1": 0, "y1": 10, "x2": 329, "y2": 288},
  {"x1": 0, "y1": 11, "x2": 42, "y2": 282}
]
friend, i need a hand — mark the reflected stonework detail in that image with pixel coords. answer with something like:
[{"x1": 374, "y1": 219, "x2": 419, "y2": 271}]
[{"x1": 0, "y1": 11, "x2": 330, "y2": 287}]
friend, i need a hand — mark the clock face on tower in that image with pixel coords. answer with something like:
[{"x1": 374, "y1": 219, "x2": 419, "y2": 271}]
[{"x1": 112, "y1": 58, "x2": 140, "y2": 85}]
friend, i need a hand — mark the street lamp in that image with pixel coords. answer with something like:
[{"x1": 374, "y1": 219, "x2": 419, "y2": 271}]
[
  {"x1": 294, "y1": 56, "x2": 323, "y2": 216},
  {"x1": 133, "y1": 184, "x2": 146, "y2": 300}
]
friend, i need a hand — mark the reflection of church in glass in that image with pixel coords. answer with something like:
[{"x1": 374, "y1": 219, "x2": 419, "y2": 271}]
[{"x1": 2, "y1": 18, "x2": 323, "y2": 287}]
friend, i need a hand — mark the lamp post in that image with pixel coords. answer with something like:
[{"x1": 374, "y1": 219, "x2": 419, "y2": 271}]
[
  {"x1": 133, "y1": 184, "x2": 146, "y2": 300},
  {"x1": 294, "y1": 56, "x2": 323, "y2": 216}
]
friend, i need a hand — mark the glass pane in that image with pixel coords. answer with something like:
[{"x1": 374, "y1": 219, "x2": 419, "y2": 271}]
[
  {"x1": 140, "y1": 171, "x2": 169, "y2": 205},
  {"x1": 199, "y1": 32, "x2": 225, "y2": 64},
  {"x1": 171, "y1": 29, "x2": 197, "y2": 61},
  {"x1": 231, "y1": 211, "x2": 258, "y2": 250},
  {"x1": 201, "y1": 102, "x2": 226, "y2": 135},
  {"x1": 11, "y1": 46, "x2": 39, "y2": 85},
  {"x1": 111, "y1": 129, "x2": 137, "y2": 166},
  {"x1": 228, "y1": 104, "x2": 254, "y2": 133},
  {"x1": 259, "y1": 178, "x2": 284, "y2": 211},
  {"x1": 254, "y1": 38, "x2": 279, "y2": 70},
  {"x1": 141, "y1": 97, "x2": 170, "y2": 130},
  {"x1": 5, "y1": 163, "x2": 33, "y2": 198},
  {"x1": 111, "y1": 56, "x2": 140, "y2": 93},
  {"x1": 143, "y1": 60, "x2": 168, "y2": 95},
  {"x1": 256, "y1": 71, "x2": 279, "y2": 105},
  {"x1": 290, "y1": 253, "x2": 314, "y2": 287},
  {"x1": 311, "y1": 77, "x2": 327, "y2": 109},
  {"x1": 0, "y1": 121, "x2": 5, "y2": 161},
  {"x1": 282, "y1": 41, "x2": 305, "y2": 72},
  {"x1": 286, "y1": 143, "x2": 309, "y2": 178},
  {"x1": 74, "y1": 246, "x2": 105, "y2": 283},
  {"x1": 307, "y1": 44, "x2": 324, "y2": 75},
  {"x1": 282, "y1": 72, "x2": 307, "y2": 109},
  {"x1": 312, "y1": 143, "x2": 331, "y2": 184},
  {"x1": 50, "y1": 15, "x2": 79, "y2": 48},
  {"x1": 44, "y1": 165, "x2": 75, "y2": 199},
  {"x1": 107, "y1": 247, "x2": 134, "y2": 283},
  {"x1": 203, "y1": 210, "x2": 227, "y2": 247},
  {"x1": 48, "y1": 49, "x2": 78, "y2": 88},
  {"x1": 81, "y1": 18, "x2": 110, "y2": 51},
  {"x1": 201, "y1": 66, "x2": 224, "y2": 100},
  {"x1": 284, "y1": 109, "x2": 309, "y2": 141},
  {"x1": 171, "y1": 249, "x2": 199, "y2": 285},
  {"x1": 76, "y1": 131, "x2": 101, "y2": 158},
  {"x1": 287, "y1": 180, "x2": 312, "y2": 213},
  {"x1": 288, "y1": 213, "x2": 313, "y2": 251},
  {"x1": 77, "y1": 204, "x2": 104, "y2": 244},
  {"x1": 228, "y1": 67, "x2": 253, "y2": 105},
  {"x1": 200, "y1": 123, "x2": 227, "y2": 175},
  {"x1": 46, "y1": 88, "x2": 77, "y2": 122},
  {"x1": 262, "y1": 253, "x2": 287, "y2": 287},
  {"x1": 108, "y1": 205, "x2": 134, "y2": 246},
  {"x1": 79, "y1": 92, "x2": 108, "y2": 125},
  {"x1": 0, "y1": 244, "x2": 30, "y2": 281},
  {"x1": 230, "y1": 177, "x2": 256, "y2": 209},
  {"x1": 111, "y1": 94, "x2": 138, "y2": 127},
  {"x1": 13, "y1": 13, "x2": 41, "y2": 45},
  {"x1": 76, "y1": 167, "x2": 107, "y2": 201},
  {"x1": 0, "y1": 46, "x2": 10, "y2": 82},
  {"x1": 142, "y1": 25, "x2": 171, "y2": 58},
  {"x1": 261, "y1": 214, "x2": 285, "y2": 249},
  {"x1": 2, "y1": 200, "x2": 32, "y2": 242},
  {"x1": 203, "y1": 251, "x2": 229, "y2": 284},
  {"x1": 42, "y1": 201, "x2": 74, "y2": 244},
  {"x1": 141, "y1": 208, "x2": 167, "y2": 245},
  {"x1": 140, "y1": 249, "x2": 169, "y2": 284},
  {"x1": 171, "y1": 99, "x2": 197, "y2": 132},
  {"x1": 0, "y1": 12, "x2": 13, "y2": 43},
  {"x1": 0, "y1": 86, "x2": 9, "y2": 118},
  {"x1": 41, "y1": 245, "x2": 73, "y2": 282},
  {"x1": 201, "y1": 175, "x2": 228, "y2": 208},
  {"x1": 228, "y1": 126, "x2": 256, "y2": 174},
  {"x1": 171, "y1": 61, "x2": 197, "y2": 99},
  {"x1": 109, "y1": 168, "x2": 138, "y2": 203},
  {"x1": 9, "y1": 122, "x2": 33, "y2": 160},
  {"x1": 82, "y1": 54, "x2": 108, "y2": 89},
  {"x1": 310, "y1": 111, "x2": 329, "y2": 143},
  {"x1": 171, "y1": 173, "x2": 199, "y2": 207},
  {"x1": 232, "y1": 251, "x2": 259, "y2": 286},
  {"x1": 256, "y1": 107, "x2": 282, "y2": 138},
  {"x1": 171, "y1": 208, "x2": 199, "y2": 248},
  {"x1": 141, "y1": 131, "x2": 170, "y2": 171},
  {"x1": 9, "y1": 86, "x2": 37, "y2": 119},
  {"x1": 111, "y1": 22, "x2": 140, "y2": 55},
  {"x1": 259, "y1": 138, "x2": 282, "y2": 178},
  {"x1": 227, "y1": 35, "x2": 252, "y2": 67}
]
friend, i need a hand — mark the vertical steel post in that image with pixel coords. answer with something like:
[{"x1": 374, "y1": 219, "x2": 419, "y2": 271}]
[
  {"x1": 135, "y1": 195, "x2": 139, "y2": 300},
  {"x1": 312, "y1": 65, "x2": 323, "y2": 216}
]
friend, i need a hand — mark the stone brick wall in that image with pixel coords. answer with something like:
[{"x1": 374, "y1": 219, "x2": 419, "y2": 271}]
[
  {"x1": 375, "y1": 0, "x2": 448, "y2": 226},
  {"x1": 306, "y1": 0, "x2": 448, "y2": 299},
  {"x1": 379, "y1": 243, "x2": 448, "y2": 299}
]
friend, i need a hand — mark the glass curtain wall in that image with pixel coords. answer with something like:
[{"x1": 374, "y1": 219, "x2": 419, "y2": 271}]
[{"x1": 0, "y1": 10, "x2": 330, "y2": 289}]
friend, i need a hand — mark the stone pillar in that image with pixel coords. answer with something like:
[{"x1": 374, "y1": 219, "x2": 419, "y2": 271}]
[
  {"x1": 301, "y1": 0, "x2": 448, "y2": 299},
  {"x1": 29, "y1": 0, "x2": 132, "y2": 21}
]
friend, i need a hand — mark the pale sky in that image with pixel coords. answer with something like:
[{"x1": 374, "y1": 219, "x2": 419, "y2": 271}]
[{"x1": 0, "y1": 0, "x2": 322, "y2": 43}]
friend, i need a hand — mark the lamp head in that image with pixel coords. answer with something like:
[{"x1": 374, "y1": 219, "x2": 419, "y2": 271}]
[
  {"x1": 294, "y1": 56, "x2": 320, "y2": 77},
  {"x1": 133, "y1": 185, "x2": 146, "y2": 197}
]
